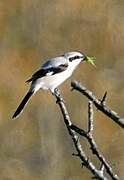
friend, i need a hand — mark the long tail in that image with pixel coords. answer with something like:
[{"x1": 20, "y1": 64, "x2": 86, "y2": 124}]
[{"x1": 12, "y1": 91, "x2": 34, "y2": 119}]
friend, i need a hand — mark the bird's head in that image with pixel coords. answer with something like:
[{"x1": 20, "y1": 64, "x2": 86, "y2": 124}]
[{"x1": 64, "y1": 51, "x2": 96, "y2": 66}]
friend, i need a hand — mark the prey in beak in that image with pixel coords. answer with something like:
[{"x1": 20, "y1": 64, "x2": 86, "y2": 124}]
[{"x1": 83, "y1": 56, "x2": 96, "y2": 67}]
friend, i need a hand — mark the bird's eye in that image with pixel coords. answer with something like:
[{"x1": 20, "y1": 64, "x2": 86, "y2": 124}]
[{"x1": 75, "y1": 56, "x2": 79, "y2": 59}]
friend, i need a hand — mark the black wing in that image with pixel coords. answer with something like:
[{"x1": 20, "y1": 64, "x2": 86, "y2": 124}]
[{"x1": 26, "y1": 63, "x2": 68, "y2": 83}]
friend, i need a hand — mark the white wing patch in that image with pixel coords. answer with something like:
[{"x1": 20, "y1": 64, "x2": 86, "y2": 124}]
[{"x1": 46, "y1": 71, "x2": 54, "y2": 76}]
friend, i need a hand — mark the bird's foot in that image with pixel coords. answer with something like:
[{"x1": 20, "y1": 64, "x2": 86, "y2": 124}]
[{"x1": 53, "y1": 88, "x2": 65, "y2": 103}]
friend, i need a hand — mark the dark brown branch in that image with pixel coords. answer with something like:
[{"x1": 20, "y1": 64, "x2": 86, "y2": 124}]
[
  {"x1": 70, "y1": 100, "x2": 119, "y2": 180},
  {"x1": 71, "y1": 81, "x2": 124, "y2": 129},
  {"x1": 54, "y1": 88, "x2": 108, "y2": 180},
  {"x1": 70, "y1": 124, "x2": 119, "y2": 180}
]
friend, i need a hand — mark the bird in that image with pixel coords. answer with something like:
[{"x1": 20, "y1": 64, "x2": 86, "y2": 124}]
[{"x1": 12, "y1": 51, "x2": 95, "y2": 119}]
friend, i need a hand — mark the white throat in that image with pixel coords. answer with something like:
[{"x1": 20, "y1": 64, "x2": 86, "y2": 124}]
[{"x1": 68, "y1": 59, "x2": 82, "y2": 73}]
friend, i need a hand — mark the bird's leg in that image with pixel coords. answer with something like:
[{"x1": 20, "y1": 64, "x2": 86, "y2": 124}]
[
  {"x1": 54, "y1": 88, "x2": 61, "y2": 100},
  {"x1": 54, "y1": 88, "x2": 60, "y2": 95},
  {"x1": 53, "y1": 88, "x2": 65, "y2": 103}
]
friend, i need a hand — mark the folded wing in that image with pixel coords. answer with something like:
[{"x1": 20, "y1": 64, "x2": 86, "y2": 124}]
[{"x1": 26, "y1": 63, "x2": 68, "y2": 83}]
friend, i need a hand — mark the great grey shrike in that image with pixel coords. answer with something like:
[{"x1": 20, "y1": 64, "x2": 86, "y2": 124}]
[{"x1": 12, "y1": 51, "x2": 95, "y2": 119}]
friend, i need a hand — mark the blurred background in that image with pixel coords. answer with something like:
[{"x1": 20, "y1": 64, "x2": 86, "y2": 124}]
[{"x1": 0, "y1": 0, "x2": 124, "y2": 179}]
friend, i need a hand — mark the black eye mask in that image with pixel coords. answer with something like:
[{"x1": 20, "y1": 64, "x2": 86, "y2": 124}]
[{"x1": 69, "y1": 56, "x2": 83, "y2": 62}]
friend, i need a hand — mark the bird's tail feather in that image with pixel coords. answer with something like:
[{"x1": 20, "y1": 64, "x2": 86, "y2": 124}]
[{"x1": 12, "y1": 91, "x2": 34, "y2": 119}]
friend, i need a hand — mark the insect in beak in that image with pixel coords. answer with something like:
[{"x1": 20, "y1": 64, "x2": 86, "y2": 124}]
[{"x1": 84, "y1": 56, "x2": 96, "y2": 67}]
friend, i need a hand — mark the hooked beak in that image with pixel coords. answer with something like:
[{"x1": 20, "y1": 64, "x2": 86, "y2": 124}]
[{"x1": 83, "y1": 56, "x2": 96, "y2": 67}]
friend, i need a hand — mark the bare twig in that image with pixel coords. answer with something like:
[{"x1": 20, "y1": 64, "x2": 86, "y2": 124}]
[
  {"x1": 101, "y1": 91, "x2": 107, "y2": 106},
  {"x1": 70, "y1": 124, "x2": 119, "y2": 180},
  {"x1": 88, "y1": 101, "x2": 94, "y2": 134},
  {"x1": 70, "y1": 98, "x2": 119, "y2": 180},
  {"x1": 71, "y1": 81, "x2": 124, "y2": 129},
  {"x1": 54, "y1": 88, "x2": 108, "y2": 180}
]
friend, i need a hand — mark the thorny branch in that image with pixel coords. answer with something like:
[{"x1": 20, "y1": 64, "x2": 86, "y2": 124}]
[
  {"x1": 71, "y1": 101, "x2": 119, "y2": 180},
  {"x1": 54, "y1": 88, "x2": 119, "y2": 180},
  {"x1": 71, "y1": 81, "x2": 124, "y2": 129}
]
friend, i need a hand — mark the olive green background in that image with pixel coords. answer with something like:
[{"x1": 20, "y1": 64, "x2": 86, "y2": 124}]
[{"x1": 0, "y1": 0, "x2": 124, "y2": 179}]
